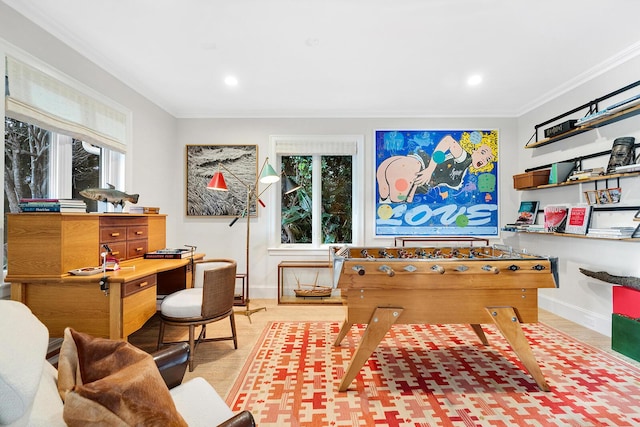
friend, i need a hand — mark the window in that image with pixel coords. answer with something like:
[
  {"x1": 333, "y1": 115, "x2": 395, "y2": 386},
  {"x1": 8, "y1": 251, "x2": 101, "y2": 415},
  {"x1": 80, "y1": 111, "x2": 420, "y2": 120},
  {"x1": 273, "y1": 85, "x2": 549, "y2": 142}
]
[
  {"x1": 2, "y1": 51, "x2": 129, "y2": 295},
  {"x1": 3, "y1": 117, "x2": 123, "y2": 267},
  {"x1": 270, "y1": 135, "x2": 364, "y2": 251},
  {"x1": 281, "y1": 155, "x2": 353, "y2": 244}
]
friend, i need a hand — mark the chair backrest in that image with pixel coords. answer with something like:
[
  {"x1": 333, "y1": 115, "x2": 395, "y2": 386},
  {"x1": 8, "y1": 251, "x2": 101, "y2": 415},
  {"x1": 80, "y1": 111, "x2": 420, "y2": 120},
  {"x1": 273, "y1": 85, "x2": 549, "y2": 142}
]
[
  {"x1": 199, "y1": 260, "x2": 237, "y2": 319},
  {"x1": 192, "y1": 259, "x2": 237, "y2": 289}
]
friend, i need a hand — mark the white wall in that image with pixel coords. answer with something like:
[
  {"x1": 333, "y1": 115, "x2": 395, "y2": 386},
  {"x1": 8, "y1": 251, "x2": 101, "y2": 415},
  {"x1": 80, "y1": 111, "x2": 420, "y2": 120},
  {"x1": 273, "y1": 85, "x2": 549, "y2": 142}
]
[
  {"x1": 177, "y1": 118, "x2": 517, "y2": 300},
  {"x1": 514, "y1": 55, "x2": 640, "y2": 336}
]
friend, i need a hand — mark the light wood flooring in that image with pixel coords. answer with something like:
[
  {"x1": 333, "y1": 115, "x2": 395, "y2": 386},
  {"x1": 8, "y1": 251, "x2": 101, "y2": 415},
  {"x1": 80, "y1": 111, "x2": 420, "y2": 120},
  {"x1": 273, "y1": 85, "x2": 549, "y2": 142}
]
[{"x1": 128, "y1": 299, "x2": 640, "y2": 400}]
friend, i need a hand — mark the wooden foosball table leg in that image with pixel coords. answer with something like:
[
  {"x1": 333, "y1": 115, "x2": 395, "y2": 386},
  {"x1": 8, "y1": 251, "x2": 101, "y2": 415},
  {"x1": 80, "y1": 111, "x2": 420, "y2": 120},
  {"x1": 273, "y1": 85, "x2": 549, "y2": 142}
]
[
  {"x1": 470, "y1": 324, "x2": 489, "y2": 345},
  {"x1": 485, "y1": 306, "x2": 550, "y2": 392},
  {"x1": 338, "y1": 307, "x2": 404, "y2": 392},
  {"x1": 334, "y1": 319, "x2": 353, "y2": 346}
]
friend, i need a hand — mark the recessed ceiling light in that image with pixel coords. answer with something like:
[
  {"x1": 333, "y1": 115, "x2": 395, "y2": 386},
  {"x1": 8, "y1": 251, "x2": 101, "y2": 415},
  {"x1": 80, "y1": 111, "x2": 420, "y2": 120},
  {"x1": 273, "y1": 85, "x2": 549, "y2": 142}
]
[
  {"x1": 467, "y1": 74, "x2": 483, "y2": 86},
  {"x1": 224, "y1": 76, "x2": 238, "y2": 87}
]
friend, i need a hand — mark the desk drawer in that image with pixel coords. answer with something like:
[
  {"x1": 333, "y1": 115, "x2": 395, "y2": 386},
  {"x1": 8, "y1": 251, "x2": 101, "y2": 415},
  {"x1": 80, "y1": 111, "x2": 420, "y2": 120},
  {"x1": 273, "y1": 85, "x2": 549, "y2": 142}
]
[
  {"x1": 123, "y1": 274, "x2": 156, "y2": 297},
  {"x1": 103, "y1": 242, "x2": 126, "y2": 260},
  {"x1": 127, "y1": 239, "x2": 148, "y2": 258},
  {"x1": 122, "y1": 285, "x2": 157, "y2": 338},
  {"x1": 101, "y1": 227, "x2": 127, "y2": 242},
  {"x1": 127, "y1": 225, "x2": 148, "y2": 240}
]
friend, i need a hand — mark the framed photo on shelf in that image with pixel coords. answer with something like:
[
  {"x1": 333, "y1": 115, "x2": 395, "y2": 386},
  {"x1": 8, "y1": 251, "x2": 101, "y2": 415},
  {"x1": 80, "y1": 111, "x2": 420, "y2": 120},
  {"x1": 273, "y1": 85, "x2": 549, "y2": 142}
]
[
  {"x1": 185, "y1": 144, "x2": 258, "y2": 216},
  {"x1": 597, "y1": 189, "x2": 612, "y2": 204},
  {"x1": 583, "y1": 191, "x2": 598, "y2": 205},
  {"x1": 584, "y1": 187, "x2": 622, "y2": 205},
  {"x1": 608, "y1": 187, "x2": 622, "y2": 203}
]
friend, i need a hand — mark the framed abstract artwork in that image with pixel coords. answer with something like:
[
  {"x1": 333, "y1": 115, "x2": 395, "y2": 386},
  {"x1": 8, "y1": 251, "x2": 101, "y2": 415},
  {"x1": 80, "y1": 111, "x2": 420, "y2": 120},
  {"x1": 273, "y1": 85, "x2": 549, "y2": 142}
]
[
  {"x1": 186, "y1": 144, "x2": 258, "y2": 216},
  {"x1": 374, "y1": 129, "x2": 499, "y2": 237}
]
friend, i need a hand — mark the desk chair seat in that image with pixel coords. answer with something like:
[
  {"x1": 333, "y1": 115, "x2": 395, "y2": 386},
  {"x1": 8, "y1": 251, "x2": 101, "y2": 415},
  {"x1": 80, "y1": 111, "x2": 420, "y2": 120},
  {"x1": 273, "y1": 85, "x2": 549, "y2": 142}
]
[{"x1": 158, "y1": 259, "x2": 238, "y2": 371}]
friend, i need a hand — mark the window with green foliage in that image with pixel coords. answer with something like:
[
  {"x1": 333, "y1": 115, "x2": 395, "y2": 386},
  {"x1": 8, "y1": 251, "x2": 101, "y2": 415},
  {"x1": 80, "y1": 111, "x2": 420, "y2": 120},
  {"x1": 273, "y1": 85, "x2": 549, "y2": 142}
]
[
  {"x1": 273, "y1": 135, "x2": 362, "y2": 249},
  {"x1": 281, "y1": 154, "x2": 353, "y2": 244}
]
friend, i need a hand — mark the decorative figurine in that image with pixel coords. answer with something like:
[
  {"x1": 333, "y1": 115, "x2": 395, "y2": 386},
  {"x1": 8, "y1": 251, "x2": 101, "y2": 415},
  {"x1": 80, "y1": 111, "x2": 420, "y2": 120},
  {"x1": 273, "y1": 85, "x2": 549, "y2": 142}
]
[{"x1": 80, "y1": 184, "x2": 139, "y2": 208}]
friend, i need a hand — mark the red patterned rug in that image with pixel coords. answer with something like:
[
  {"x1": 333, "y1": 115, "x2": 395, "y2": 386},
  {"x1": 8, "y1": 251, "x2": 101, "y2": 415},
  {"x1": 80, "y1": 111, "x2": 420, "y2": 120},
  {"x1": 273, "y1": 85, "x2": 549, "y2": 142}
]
[{"x1": 226, "y1": 321, "x2": 640, "y2": 426}]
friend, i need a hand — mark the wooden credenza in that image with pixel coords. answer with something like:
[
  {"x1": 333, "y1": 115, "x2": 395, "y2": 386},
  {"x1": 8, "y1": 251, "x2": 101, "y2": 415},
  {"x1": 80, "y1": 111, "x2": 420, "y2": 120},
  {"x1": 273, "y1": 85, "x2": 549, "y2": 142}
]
[{"x1": 6, "y1": 213, "x2": 200, "y2": 340}]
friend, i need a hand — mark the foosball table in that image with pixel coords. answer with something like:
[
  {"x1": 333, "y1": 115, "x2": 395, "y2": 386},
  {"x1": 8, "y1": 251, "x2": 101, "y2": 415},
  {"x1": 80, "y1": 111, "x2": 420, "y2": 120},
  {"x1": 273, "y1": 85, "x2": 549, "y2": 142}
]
[{"x1": 331, "y1": 244, "x2": 559, "y2": 392}]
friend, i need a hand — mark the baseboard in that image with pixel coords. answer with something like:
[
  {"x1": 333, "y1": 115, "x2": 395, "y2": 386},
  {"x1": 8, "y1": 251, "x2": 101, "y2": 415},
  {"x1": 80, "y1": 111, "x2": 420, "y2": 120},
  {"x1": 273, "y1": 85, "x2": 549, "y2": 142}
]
[{"x1": 540, "y1": 294, "x2": 611, "y2": 337}]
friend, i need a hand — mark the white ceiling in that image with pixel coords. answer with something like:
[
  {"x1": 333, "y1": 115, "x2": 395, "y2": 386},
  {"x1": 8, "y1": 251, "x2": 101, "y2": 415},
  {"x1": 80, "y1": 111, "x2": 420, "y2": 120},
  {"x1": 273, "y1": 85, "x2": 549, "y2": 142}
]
[{"x1": 4, "y1": 0, "x2": 640, "y2": 118}]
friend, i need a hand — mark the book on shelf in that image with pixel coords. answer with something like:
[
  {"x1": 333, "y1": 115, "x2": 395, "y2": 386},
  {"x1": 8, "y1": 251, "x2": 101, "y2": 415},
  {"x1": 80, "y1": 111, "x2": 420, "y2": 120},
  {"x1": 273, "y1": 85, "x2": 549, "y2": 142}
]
[
  {"x1": 20, "y1": 198, "x2": 85, "y2": 204},
  {"x1": 543, "y1": 204, "x2": 569, "y2": 233},
  {"x1": 19, "y1": 205, "x2": 87, "y2": 213},
  {"x1": 144, "y1": 248, "x2": 194, "y2": 259},
  {"x1": 549, "y1": 161, "x2": 576, "y2": 184},
  {"x1": 512, "y1": 201, "x2": 539, "y2": 226},
  {"x1": 586, "y1": 227, "x2": 637, "y2": 239},
  {"x1": 19, "y1": 198, "x2": 87, "y2": 213},
  {"x1": 567, "y1": 167, "x2": 605, "y2": 181},
  {"x1": 129, "y1": 206, "x2": 160, "y2": 214},
  {"x1": 562, "y1": 205, "x2": 593, "y2": 235},
  {"x1": 525, "y1": 225, "x2": 546, "y2": 233}
]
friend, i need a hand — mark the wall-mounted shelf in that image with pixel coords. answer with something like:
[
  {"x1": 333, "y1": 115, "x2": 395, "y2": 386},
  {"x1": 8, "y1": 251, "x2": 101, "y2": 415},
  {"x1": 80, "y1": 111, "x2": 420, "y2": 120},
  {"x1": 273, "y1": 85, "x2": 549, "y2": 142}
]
[
  {"x1": 502, "y1": 229, "x2": 640, "y2": 241},
  {"x1": 527, "y1": 103, "x2": 640, "y2": 149},
  {"x1": 526, "y1": 80, "x2": 640, "y2": 149},
  {"x1": 516, "y1": 170, "x2": 640, "y2": 191}
]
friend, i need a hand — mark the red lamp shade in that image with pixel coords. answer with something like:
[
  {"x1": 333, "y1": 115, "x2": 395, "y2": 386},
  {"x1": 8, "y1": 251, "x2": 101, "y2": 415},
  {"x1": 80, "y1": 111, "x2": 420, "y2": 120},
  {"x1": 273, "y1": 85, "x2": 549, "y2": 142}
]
[{"x1": 207, "y1": 172, "x2": 228, "y2": 191}]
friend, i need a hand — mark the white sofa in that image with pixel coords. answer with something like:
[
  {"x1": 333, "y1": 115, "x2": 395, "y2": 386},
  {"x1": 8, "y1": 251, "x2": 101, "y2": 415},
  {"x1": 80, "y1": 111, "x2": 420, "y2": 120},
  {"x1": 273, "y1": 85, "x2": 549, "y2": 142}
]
[{"x1": 0, "y1": 300, "x2": 251, "y2": 427}]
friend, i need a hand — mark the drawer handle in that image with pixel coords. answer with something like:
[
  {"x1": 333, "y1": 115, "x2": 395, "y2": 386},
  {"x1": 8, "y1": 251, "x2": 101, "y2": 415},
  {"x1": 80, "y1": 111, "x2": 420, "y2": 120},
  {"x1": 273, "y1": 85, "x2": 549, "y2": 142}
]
[
  {"x1": 135, "y1": 247, "x2": 144, "y2": 252},
  {"x1": 111, "y1": 251, "x2": 120, "y2": 256},
  {"x1": 110, "y1": 232, "x2": 120, "y2": 237},
  {"x1": 134, "y1": 231, "x2": 143, "y2": 235},
  {"x1": 139, "y1": 281, "x2": 148, "y2": 287}
]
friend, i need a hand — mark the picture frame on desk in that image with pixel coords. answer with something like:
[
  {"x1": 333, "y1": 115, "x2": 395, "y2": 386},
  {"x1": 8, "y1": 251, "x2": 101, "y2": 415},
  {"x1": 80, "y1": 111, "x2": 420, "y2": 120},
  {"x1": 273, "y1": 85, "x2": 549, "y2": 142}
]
[{"x1": 185, "y1": 144, "x2": 258, "y2": 216}]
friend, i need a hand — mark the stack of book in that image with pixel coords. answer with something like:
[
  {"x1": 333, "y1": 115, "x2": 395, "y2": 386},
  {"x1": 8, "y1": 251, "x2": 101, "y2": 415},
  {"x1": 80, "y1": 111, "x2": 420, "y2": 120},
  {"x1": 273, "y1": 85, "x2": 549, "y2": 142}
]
[
  {"x1": 19, "y1": 198, "x2": 87, "y2": 213},
  {"x1": 586, "y1": 227, "x2": 638, "y2": 239},
  {"x1": 144, "y1": 248, "x2": 193, "y2": 259},
  {"x1": 567, "y1": 167, "x2": 605, "y2": 181},
  {"x1": 129, "y1": 206, "x2": 160, "y2": 214}
]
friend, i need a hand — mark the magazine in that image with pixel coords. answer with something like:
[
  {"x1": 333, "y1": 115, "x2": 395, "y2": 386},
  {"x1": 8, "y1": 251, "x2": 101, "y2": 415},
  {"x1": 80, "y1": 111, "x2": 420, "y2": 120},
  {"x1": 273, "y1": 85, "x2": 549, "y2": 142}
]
[
  {"x1": 543, "y1": 204, "x2": 569, "y2": 233},
  {"x1": 563, "y1": 205, "x2": 593, "y2": 235},
  {"x1": 505, "y1": 201, "x2": 540, "y2": 231},
  {"x1": 514, "y1": 201, "x2": 540, "y2": 225}
]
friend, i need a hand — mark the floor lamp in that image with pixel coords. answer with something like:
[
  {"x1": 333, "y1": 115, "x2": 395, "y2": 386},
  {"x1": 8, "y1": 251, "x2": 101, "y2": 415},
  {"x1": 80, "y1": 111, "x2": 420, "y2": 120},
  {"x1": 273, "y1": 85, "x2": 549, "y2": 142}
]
[{"x1": 207, "y1": 157, "x2": 297, "y2": 322}]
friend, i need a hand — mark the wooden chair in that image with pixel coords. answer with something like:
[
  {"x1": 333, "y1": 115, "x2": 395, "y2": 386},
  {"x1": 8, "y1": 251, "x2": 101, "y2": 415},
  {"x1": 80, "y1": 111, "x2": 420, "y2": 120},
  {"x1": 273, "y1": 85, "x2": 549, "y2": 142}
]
[{"x1": 158, "y1": 259, "x2": 238, "y2": 371}]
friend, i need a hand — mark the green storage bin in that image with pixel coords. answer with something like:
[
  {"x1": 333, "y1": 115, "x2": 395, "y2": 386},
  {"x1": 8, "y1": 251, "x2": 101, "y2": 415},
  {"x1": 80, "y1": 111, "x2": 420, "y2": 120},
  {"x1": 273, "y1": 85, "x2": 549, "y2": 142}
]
[{"x1": 612, "y1": 313, "x2": 640, "y2": 362}]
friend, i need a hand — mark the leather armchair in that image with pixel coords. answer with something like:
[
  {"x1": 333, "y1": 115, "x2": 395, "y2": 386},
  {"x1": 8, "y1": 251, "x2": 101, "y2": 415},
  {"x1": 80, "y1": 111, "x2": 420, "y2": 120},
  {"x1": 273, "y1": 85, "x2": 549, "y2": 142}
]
[{"x1": 0, "y1": 300, "x2": 255, "y2": 427}]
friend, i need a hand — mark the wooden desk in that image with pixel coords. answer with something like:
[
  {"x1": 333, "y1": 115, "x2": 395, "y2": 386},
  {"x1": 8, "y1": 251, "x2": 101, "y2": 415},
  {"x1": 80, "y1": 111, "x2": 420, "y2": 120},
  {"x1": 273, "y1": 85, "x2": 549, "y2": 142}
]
[
  {"x1": 332, "y1": 245, "x2": 558, "y2": 392},
  {"x1": 8, "y1": 254, "x2": 203, "y2": 340}
]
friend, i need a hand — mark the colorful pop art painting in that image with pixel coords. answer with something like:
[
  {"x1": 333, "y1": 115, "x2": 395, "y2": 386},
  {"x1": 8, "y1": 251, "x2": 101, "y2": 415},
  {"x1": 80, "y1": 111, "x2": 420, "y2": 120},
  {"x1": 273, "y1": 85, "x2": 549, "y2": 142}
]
[{"x1": 375, "y1": 129, "x2": 499, "y2": 237}]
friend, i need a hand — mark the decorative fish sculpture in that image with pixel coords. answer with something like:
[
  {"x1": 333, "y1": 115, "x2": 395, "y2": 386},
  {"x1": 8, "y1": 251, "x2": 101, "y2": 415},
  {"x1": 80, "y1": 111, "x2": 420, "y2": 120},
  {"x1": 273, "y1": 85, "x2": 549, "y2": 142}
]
[
  {"x1": 80, "y1": 184, "x2": 139, "y2": 207},
  {"x1": 579, "y1": 268, "x2": 640, "y2": 291}
]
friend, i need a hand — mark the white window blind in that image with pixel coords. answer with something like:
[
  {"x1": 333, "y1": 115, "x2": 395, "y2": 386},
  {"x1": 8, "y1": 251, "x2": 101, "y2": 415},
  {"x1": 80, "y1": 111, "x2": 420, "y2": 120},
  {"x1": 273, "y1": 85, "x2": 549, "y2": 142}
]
[
  {"x1": 274, "y1": 135, "x2": 358, "y2": 155},
  {"x1": 5, "y1": 56, "x2": 128, "y2": 153}
]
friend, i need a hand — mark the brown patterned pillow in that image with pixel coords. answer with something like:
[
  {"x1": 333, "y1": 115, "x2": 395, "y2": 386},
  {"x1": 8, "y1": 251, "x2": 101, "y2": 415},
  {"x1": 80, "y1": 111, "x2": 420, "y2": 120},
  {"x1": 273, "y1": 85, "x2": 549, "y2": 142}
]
[{"x1": 58, "y1": 328, "x2": 186, "y2": 426}]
